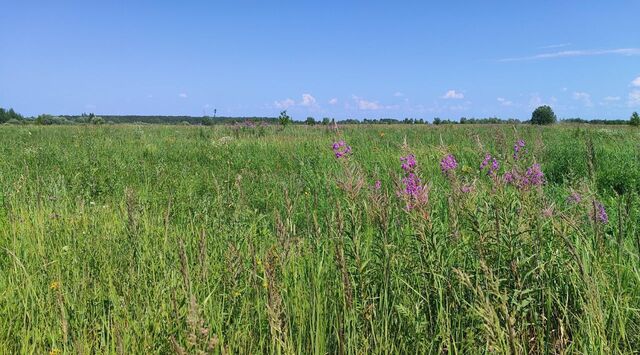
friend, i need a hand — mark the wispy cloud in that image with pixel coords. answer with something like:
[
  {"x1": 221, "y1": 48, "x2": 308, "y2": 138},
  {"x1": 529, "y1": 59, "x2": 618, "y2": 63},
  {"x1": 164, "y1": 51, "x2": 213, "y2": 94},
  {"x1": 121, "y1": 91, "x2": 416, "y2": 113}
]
[
  {"x1": 441, "y1": 90, "x2": 464, "y2": 99},
  {"x1": 603, "y1": 96, "x2": 620, "y2": 102},
  {"x1": 573, "y1": 92, "x2": 593, "y2": 107},
  {"x1": 353, "y1": 95, "x2": 383, "y2": 110},
  {"x1": 328, "y1": 98, "x2": 338, "y2": 105},
  {"x1": 632, "y1": 76, "x2": 640, "y2": 87},
  {"x1": 629, "y1": 90, "x2": 640, "y2": 107},
  {"x1": 393, "y1": 91, "x2": 404, "y2": 97},
  {"x1": 274, "y1": 93, "x2": 319, "y2": 109},
  {"x1": 500, "y1": 48, "x2": 640, "y2": 62},
  {"x1": 538, "y1": 43, "x2": 571, "y2": 49},
  {"x1": 497, "y1": 97, "x2": 513, "y2": 106},
  {"x1": 178, "y1": 93, "x2": 188, "y2": 98},
  {"x1": 274, "y1": 98, "x2": 295, "y2": 109}
]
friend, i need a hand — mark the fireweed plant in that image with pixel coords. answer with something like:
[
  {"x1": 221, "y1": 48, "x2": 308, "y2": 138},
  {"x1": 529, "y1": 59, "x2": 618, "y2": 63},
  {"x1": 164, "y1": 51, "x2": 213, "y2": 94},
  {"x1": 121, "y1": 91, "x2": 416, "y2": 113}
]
[{"x1": 397, "y1": 154, "x2": 430, "y2": 212}]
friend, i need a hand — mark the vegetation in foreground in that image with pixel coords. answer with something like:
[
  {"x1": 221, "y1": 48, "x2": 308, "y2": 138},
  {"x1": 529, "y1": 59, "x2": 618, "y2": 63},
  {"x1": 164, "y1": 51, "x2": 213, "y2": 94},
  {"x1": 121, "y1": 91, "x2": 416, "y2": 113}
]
[{"x1": 1, "y1": 124, "x2": 640, "y2": 354}]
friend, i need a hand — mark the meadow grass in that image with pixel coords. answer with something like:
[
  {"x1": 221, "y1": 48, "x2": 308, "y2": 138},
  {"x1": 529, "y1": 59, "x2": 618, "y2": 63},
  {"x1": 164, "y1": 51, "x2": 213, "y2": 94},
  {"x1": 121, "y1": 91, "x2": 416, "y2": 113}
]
[{"x1": 1, "y1": 124, "x2": 640, "y2": 354}]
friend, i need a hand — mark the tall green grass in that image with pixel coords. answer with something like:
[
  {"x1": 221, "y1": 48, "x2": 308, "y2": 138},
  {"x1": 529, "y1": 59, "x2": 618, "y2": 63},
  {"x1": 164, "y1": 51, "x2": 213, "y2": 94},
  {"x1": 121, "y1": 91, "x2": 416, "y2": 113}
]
[{"x1": 1, "y1": 124, "x2": 639, "y2": 353}]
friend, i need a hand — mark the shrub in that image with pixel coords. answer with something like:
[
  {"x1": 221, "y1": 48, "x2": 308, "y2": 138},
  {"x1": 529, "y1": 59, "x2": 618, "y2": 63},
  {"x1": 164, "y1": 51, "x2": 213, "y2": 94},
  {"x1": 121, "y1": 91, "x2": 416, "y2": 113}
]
[
  {"x1": 531, "y1": 105, "x2": 557, "y2": 125},
  {"x1": 278, "y1": 110, "x2": 291, "y2": 128}
]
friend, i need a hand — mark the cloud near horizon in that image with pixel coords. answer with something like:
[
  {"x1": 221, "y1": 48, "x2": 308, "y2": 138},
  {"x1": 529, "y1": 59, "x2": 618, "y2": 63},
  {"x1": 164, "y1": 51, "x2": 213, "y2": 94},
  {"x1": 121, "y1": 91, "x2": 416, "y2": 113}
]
[
  {"x1": 500, "y1": 48, "x2": 640, "y2": 62},
  {"x1": 441, "y1": 90, "x2": 464, "y2": 99}
]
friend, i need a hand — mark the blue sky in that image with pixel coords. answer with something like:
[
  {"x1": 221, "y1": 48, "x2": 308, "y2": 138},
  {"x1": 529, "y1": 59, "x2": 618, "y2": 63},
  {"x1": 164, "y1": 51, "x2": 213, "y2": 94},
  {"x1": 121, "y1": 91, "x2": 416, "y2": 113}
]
[{"x1": 1, "y1": 1, "x2": 639, "y2": 120}]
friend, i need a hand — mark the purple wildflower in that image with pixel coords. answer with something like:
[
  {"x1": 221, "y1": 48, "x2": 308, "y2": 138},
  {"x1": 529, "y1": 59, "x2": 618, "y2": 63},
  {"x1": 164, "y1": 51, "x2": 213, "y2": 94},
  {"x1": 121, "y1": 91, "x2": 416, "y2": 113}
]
[
  {"x1": 440, "y1": 154, "x2": 458, "y2": 175},
  {"x1": 567, "y1": 192, "x2": 582, "y2": 204},
  {"x1": 542, "y1": 206, "x2": 554, "y2": 218},
  {"x1": 513, "y1": 139, "x2": 526, "y2": 160},
  {"x1": 523, "y1": 163, "x2": 544, "y2": 187},
  {"x1": 490, "y1": 159, "x2": 500, "y2": 175},
  {"x1": 480, "y1": 154, "x2": 491, "y2": 170},
  {"x1": 398, "y1": 156, "x2": 428, "y2": 210},
  {"x1": 503, "y1": 163, "x2": 545, "y2": 190},
  {"x1": 400, "y1": 154, "x2": 417, "y2": 172},
  {"x1": 374, "y1": 180, "x2": 381, "y2": 190},
  {"x1": 399, "y1": 174, "x2": 428, "y2": 210},
  {"x1": 593, "y1": 200, "x2": 608, "y2": 224},
  {"x1": 332, "y1": 140, "x2": 352, "y2": 159},
  {"x1": 480, "y1": 154, "x2": 500, "y2": 175},
  {"x1": 503, "y1": 171, "x2": 515, "y2": 184}
]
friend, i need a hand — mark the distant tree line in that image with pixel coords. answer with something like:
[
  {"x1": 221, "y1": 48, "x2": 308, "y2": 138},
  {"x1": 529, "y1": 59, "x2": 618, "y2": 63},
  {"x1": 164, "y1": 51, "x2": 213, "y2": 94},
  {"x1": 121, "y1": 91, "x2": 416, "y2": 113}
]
[
  {"x1": 1, "y1": 106, "x2": 639, "y2": 127},
  {"x1": 560, "y1": 118, "x2": 634, "y2": 125}
]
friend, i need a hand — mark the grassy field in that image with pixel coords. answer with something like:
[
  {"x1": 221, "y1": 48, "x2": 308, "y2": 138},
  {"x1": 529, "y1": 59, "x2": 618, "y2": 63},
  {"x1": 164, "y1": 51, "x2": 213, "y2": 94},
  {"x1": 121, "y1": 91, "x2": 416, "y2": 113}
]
[{"x1": 1, "y1": 124, "x2": 640, "y2": 354}]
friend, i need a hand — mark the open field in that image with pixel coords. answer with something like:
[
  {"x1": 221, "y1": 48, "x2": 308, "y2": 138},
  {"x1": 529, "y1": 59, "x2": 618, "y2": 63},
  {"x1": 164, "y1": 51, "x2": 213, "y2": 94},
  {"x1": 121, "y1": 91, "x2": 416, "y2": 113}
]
[{"x1": 2, "y1": 124, "x2": 640, "y2": 353}]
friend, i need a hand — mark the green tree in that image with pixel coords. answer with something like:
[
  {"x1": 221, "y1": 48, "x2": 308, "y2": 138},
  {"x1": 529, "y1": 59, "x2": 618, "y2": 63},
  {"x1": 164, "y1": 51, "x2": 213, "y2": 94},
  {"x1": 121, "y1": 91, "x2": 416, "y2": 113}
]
[
  {"x1": 305, "y1": 116, "x2": 316, "y2": 126},
  {"x1": 91, "y1": 116, "x2": 105, "y2": 125},
  {"x1": 278, "y1": 110, "x2": 291, "y2": 128},
  {"x1": 0, "y1": 107, "x2": 24, "y2": 123},
  {"x1": 322, "y1": 117, "x2": 331, "y2": 125},
  {"x1": 531, "y1": 105, "x2": 557, "y2": 125},
  {"x1": 35, "y1": 114, "x2": 54, "y2": 125},
  {"x1": 630, "y1": 112, "x2": 640, "y2": 127}
]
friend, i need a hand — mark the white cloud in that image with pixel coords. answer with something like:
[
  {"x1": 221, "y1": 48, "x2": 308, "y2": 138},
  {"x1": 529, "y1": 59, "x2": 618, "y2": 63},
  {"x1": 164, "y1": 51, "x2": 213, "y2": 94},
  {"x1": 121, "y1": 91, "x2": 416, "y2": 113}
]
[
  {"x1": 441, "y1": 90, "x2": 464, "y2": 99},
  {"x1": 178, "y1": 93, "x2": 188, "y2": 98},
  {"x1": 632, "y1": 76, "x2": 640, "y2": 87},
  {"x1": 497, "y1": 97, "x2": 513, "y2": 106},
  {"x1": 500, "y1": 48, "x2": 640, "y2": 62},
  {"x1": 603, "y1": 96, "x2": 621, "y2": 101},
  {"x1": 274, "y1": 98, "x2": 295, "y2": 109},
  {"x1": 393, "y1": 92, "x2": 404, "y2": 97},
  {"x1": 351, "y1": 95, "x2": 384, "y2": 110},
  {"x1": 573, "y1": 92, "x2": 593, "y2": 107},
  {"x1": 629, "y1": 90, "x2": 640, "y2": 107},
  {"x1": 300, "y1": 93, "x2": 317, "y2": 107},
  {"x1": 328, "y1": 98, "x2": 338, "y2": 105}
]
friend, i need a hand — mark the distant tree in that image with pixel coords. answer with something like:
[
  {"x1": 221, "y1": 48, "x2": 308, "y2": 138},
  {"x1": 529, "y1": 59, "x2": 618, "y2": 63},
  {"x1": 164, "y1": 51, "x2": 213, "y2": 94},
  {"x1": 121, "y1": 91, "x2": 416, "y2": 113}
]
[
  {"x1": 90, "y1": 116, "x2": 105, "y2": 125},
  {"x1": 35, "y1": 114, "x2": 71, "y2": 125},
  {"x1": 35, "y1": 114, "x2": 54, "y2": 125},
  {"x1": 0, "y1": 107, "x2": 24, "y2": 123},
  {"x1": 531, "y1": 105, "x2": 557, "y2": 125},
  {"x1": 202, "y1": 116, "x2": 213, "y2": 126},
  {"x1": 630, "y1": 112, "x2": 640, "y2": 127},
  {"x1": 433, "y1": 117, "x2": 442, "y2": 125},
  {"x1": 5, "y1": 118, "x2": 23, "y2": 125},
  {"x1": 305, "y1": 116, "x2": 316, "y2": 126},
  {"x1": 278, "y1": 110, "x2": 291, "y2": 128},
  {"x1": 321, "y1": 117, "x2": 331, "y2": 125}
]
